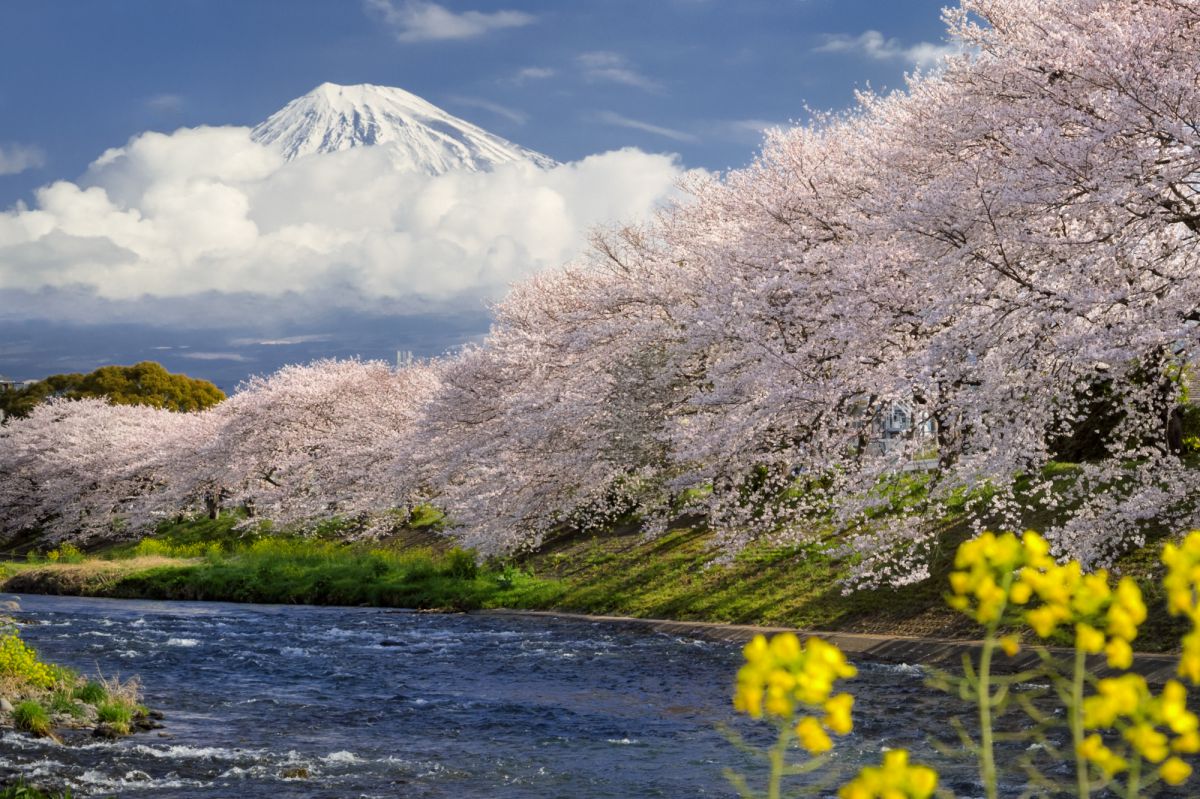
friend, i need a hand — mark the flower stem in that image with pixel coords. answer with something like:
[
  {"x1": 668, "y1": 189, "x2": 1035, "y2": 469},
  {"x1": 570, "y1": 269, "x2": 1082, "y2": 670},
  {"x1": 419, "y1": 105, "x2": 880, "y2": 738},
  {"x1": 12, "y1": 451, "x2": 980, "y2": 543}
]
[
  {"x1": 1070, "y1": 644, "x2": 1090, "y2": 798},
  {"x1": 978, "y1": 628, "x2": 999, "y2": 799},
  {"x1": 767, "y1": 724, "x2": 791, "y2": 799},
  {"x1": 1126, "y1": 754, "x2": 1141, "y2": 799}
]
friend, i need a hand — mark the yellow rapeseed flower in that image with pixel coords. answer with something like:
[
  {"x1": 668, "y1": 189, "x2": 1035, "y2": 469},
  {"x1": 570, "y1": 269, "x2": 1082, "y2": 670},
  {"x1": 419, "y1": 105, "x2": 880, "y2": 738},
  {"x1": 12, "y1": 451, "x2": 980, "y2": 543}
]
[
  {"x1": 1077, "y1": 733, "x2": 1128, "y2": 776},
  {"x1": 1159, "y1": 681, "x2": 1197, "y2": 735},
  {"x1": 1160, "y1": 756, "x2": 1192, "y2": 786},
  {"x1": 1075, "y1": 623, "x2": 1105, "y2": 654},
  {"x1": 733, "y1": 633, "x2": 857, "y2": 749},
  {"x1": 1124, "y1": 722, "x2": 1170, "y2": 763},
  {"x1": 824, "y1": 693, "x2": 854, "y2": 735},
  {"x1": 998, "y1": 634, "x2": 1021, "y2": 656},
  {"x1": 1180, "y1": 632, "x2": 1200, "y2": 684},
  {"x1": 1164, "y1": 533, "x2": 1200, "y2": 684},
  {"x1": 1104, "y1": 637, "x2": 1133, "y2": 670},
  {"x1": 796, "y1": 715, "x2": 833, "y2": 754},
  {"x1": 837, "y1": 749, "x2": 938, "y2": 799}
]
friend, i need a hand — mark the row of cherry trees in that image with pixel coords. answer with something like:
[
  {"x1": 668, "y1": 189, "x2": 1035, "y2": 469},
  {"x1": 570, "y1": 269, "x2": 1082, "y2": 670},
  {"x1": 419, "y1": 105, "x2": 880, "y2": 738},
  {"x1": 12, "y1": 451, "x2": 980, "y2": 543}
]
[
  {"x1": 3, "y1": 0, "x2": 1199, "y2": 584},
  {"x1": 0, "y1": 360, "x2": 439, "y2": 544}
]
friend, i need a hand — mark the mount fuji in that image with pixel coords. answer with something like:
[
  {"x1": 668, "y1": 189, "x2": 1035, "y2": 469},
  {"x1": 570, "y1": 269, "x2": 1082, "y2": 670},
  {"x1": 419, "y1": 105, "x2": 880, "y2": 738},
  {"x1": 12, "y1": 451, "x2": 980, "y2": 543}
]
[{"x1": 251, "y1": 82, "x2": 556, "y2": 174}]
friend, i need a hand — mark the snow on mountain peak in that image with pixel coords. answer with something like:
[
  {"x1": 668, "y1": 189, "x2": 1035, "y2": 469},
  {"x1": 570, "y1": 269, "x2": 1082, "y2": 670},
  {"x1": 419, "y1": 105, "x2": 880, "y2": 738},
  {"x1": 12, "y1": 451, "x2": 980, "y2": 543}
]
[{"x1": 251, "y1": 82, "x2": 556, "y2": 174}]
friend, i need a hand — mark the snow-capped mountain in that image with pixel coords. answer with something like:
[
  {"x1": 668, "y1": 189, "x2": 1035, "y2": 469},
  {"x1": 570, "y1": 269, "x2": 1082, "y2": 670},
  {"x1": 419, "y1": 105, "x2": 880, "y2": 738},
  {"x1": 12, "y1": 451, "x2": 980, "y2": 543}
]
[{"x1": 251, "y1": 82, "x2": 556, "y2": 174}]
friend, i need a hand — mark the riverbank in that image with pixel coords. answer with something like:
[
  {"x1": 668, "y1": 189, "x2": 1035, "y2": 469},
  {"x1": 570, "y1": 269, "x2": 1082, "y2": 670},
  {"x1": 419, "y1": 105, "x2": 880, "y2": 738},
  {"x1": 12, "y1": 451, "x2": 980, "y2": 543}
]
[
  {"x1": 480, "y1": 608, "x2": 1184, "y2": 684},
  {"x1": 0, "y1": 512, "x2": 1189, "y2": 655},
  {"x1": 0, "y1": 610, "x2": 156, "y2": 746}
]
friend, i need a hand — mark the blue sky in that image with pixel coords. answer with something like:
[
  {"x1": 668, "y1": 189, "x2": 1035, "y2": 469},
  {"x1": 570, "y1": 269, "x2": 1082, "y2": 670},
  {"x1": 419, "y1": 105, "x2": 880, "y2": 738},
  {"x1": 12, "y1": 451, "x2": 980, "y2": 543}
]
[{"x1": 0, "y1": 0, "x2": 952, "y2": 389}]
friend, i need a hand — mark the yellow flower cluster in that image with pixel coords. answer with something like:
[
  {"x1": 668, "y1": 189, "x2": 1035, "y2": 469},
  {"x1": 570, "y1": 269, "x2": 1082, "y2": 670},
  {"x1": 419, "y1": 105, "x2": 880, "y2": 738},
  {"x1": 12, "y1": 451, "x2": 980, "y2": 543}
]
[
  {"x1": 947, "y1": 531, "x2": 1036, "y2": 625},
  {"x1": 1162, "y1": 531, "x2": 1200, "y2": 683},
  {"x1": 1078, "y1": 674, "x2": 1197, "y2": 785},
  {"x1": 734, "y1": 633, "x2": 857, "y2": 754},
  {"x1": 0, "y1": 633, "x2": 55, "y2": 689},
  {"x1": 837, "y1": 749, "x2": 937, "y2": 799},
  {"x1": 948, "y1": 531, "x2": 1145, "y2": 668}
]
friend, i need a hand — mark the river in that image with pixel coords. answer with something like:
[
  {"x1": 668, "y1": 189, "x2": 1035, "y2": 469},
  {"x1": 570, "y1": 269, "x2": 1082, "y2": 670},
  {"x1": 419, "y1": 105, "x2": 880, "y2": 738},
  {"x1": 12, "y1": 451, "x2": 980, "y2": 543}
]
[{"x1": 0, "y1": 594, "x2": 1118, "y2": 798}]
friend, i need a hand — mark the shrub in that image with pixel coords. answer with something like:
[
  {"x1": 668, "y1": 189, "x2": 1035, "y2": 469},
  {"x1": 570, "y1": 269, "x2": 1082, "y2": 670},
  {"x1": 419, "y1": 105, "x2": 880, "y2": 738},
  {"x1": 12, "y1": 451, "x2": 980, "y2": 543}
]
[
  {"x1": 12, "y1": 700, "x2": 51, "y2": 737},
  {"x1": 43, "y1": 544, "x2": 87, "y2": 563},
  {"x1": 445, "y1": 548, "x2": 478, "y2": 580},
  {"x1": 132, "y1": 538, "x2": 173, "y2": 558}
]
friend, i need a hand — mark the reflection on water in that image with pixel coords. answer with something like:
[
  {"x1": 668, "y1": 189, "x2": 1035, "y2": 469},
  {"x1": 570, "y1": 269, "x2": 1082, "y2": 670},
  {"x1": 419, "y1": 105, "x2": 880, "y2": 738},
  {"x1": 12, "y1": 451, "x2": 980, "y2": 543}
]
[{"x1": 0, "y1": 594, "x2": 1050, "y2": 797}]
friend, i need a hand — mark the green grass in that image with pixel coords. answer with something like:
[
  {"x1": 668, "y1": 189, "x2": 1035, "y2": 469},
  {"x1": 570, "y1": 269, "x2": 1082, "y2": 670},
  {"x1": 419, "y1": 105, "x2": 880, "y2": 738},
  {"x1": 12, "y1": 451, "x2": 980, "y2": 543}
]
[
  {"x1": 72, "y1": 681, "x2": 106, "y2": 704},
  {"x1": 95, "y1": 701, "x2": 132, "y2": 734},
  {"x1": 506, "y1": 522, "x2": 974, "y2": 638},
  {"x1": 47, "y1": 689, "x2": 85, "y2": 718},
  {"x1": 72, "y1": 535, "x2": 559, "y2": 611},
  {"x1": 12, "y1": 700, "x2": 52, "y2": 737}
]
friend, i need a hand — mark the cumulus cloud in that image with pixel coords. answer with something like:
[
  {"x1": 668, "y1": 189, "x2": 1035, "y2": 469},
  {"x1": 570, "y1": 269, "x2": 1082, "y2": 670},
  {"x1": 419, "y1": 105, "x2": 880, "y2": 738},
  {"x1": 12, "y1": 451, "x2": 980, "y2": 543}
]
[
  {"x1": 0, "y1": 125, "x2": 694, "y2": 324},
  {"x1": 815, "y1": 30, "x2": 960, "y2": 69},
  {"x1": 365, "y1": 0, "x2": 535, "y2": 43},
  {"x1": 577, "y1": 51, "x2": 662, "y2": 92},
  {"x1": 0, "y1": 143, "x2": 46, "y2": 176}
]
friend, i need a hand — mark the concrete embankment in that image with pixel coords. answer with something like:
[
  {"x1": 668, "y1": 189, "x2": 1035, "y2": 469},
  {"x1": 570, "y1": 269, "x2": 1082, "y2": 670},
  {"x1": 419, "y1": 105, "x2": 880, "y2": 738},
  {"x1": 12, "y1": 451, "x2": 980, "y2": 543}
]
[{"x1": 478, "y1": 608, "x2": 1182, "y2": 684}]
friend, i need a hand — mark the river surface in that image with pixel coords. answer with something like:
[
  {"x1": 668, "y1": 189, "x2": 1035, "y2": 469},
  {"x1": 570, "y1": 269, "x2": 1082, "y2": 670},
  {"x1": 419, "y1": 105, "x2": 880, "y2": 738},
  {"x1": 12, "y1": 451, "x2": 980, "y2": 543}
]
[{"x1": 0, "y1": 594, "x2": 1102, "y2": 797}]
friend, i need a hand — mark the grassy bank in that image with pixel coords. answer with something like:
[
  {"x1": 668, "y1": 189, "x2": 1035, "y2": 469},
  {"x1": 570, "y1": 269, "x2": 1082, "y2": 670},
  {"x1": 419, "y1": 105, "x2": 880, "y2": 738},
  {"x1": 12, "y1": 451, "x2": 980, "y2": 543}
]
[
  {"x1": 0, "y1": 514, "x2": 561, "y2": 611},
  {"x1": 0, "y1": 501, "x2": 1190, "y2": 653}
]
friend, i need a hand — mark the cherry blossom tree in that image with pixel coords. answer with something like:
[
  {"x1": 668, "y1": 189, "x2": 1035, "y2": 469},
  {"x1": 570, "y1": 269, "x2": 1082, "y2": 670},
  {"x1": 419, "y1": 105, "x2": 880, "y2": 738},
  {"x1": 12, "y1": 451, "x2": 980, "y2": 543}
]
[
  {"x1": 176, "y1": 359, "x2": 439, "y2": 531},
  {"x1": 423, "y1": 0, "x2": 1200, "y2": 580},
  {"x1": 0, "y1": 398, "x2": 212, "y2": 544}
]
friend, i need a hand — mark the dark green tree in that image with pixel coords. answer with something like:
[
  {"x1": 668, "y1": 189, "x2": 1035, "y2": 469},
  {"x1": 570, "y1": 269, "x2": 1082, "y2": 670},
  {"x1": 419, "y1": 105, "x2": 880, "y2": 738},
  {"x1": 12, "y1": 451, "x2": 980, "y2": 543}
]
[{"x1": 0, "y1": 361, "x2": 224, "y2": 419}]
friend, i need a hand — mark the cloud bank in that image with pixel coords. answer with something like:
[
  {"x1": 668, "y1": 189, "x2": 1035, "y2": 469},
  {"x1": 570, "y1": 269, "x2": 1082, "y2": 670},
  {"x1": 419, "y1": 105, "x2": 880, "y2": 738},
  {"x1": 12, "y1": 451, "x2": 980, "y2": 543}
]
[{"x1": 0, "y1": 125, "x2": 693, "y2": 326}]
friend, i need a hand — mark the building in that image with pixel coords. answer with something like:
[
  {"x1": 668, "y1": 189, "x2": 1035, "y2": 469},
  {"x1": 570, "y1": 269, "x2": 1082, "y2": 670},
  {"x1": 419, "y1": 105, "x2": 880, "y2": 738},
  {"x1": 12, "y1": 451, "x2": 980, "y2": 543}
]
[
  {"x1": 0, "y1": 376, "x2": 38, "y2": 422},
  {"x1": 867, "y1": 399, "x2": 937, "y2": 458}
]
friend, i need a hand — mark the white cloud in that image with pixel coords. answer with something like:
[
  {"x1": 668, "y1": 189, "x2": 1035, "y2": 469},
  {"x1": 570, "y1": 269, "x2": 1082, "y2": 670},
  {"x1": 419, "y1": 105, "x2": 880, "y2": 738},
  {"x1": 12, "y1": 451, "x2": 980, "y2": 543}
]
[
  {"x1": 814, "y1": 30, "x2": 960, "y2": 69},
  {"x1": 0, "y1": 125, "x2": 695, "y2": 321},
  {"x1": 229, "y1": 334, "x2": 333, "y2": 347},
  {"x1": 0, "y1": 143, "x2": 46, "y2": 176},
  {"x1": 448, "y1": 96, "x2": 528, "y2": 125},
  {"x1": 595, "y1": 111, "x2": 697, "y2": 143},
  {"x1": 509, "y1": 66, "x2": 555, "y2": 85},
  {"x1": 180, "y1": 352, "x2": 253, "y2": 362},
  {"x1": 578, "y1": 51, "x2": 662, "y2": 92},
  {"x1": 365, "y1": 0, "x2": 534, "y2": 43}
]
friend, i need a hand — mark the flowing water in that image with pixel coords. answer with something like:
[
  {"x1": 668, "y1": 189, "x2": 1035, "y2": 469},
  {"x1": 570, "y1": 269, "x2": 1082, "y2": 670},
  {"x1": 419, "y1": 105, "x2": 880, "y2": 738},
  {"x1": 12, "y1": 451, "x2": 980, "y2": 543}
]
[{"x1": 0, "y1": 594, "x2": 1135, "y2": 797}]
